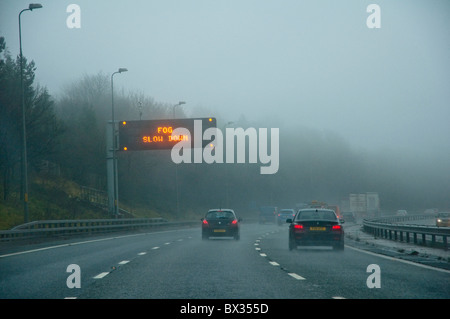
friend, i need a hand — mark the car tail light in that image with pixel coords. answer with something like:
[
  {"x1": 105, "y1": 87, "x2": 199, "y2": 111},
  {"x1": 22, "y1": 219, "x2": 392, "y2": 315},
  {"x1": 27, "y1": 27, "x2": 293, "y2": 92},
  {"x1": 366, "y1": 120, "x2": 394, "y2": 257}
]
[
  {"x1": 231, "y1": 219, "x2": 238, "y2": 225},
  {"x1": 294, "y1": 224, "x2": 304, "y2": 231},
  {"x1": 332, "y1": 225, "x2": 342, "y2": 230},
  {"x1": 202, "y1": 219, "x2": 208, "y2": 226}
]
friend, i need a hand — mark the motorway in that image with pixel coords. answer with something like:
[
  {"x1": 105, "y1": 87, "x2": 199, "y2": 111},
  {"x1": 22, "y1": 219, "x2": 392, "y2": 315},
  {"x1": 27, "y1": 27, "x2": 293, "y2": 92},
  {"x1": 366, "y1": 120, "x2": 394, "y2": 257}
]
[{"x1": 0, "y1": 222, "x2": 449, "y2": 300}]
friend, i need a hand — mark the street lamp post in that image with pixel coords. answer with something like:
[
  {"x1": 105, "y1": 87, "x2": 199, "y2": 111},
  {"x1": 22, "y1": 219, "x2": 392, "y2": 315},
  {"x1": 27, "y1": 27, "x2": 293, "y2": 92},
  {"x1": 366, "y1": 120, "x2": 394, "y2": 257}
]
[
  {"x1": 19, "y1": 3, "x2": 43, "y2": 223},
  {"x1": 111, "y1": 68, "x2": 127, "y2": 217},
  {"x1": 223, "y1": 121, "x2": 234, "y2": 207},
  {"x1": 172, "y1": 101, "x2": 186, "y2": 217},
  {"x1": 172, "y1": 101, "x2": 186, "y2": 118}
]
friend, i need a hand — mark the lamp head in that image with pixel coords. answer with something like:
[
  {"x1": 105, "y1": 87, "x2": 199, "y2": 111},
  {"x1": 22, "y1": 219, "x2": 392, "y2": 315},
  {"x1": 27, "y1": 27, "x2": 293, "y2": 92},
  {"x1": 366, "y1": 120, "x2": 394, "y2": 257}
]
[
  {"x1": 118, "y1": 68, "x2": 128, "y2": 73},
  {"x1": 29, "y1": 3, "x2": 43, "y2": 10}
]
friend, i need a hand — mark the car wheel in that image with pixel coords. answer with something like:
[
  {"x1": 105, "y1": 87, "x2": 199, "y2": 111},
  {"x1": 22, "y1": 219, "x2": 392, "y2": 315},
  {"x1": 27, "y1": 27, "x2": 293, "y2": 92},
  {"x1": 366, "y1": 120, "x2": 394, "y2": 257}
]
[{"x1": 288, "y1": 237, "x2": 296, "y2": 251}]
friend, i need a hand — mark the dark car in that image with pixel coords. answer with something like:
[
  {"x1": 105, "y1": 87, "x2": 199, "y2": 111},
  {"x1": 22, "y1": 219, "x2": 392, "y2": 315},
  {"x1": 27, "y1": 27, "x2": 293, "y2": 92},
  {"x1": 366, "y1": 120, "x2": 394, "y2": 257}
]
[
  {"x1": 201, "y1": 209, "x2": 241, "y2": 240},
  {"x1": 259, "y1": 206, "x2": 277, "y2": 224},
  {"x1": 436, "y1": 212, "x2": 450, "y2": 227},
  {"x1": 277, "y1": 209, "x2": 295, "y2": 225},
  {"x1": 287, "y1": 208, "x2": 344, "y2": 251}
]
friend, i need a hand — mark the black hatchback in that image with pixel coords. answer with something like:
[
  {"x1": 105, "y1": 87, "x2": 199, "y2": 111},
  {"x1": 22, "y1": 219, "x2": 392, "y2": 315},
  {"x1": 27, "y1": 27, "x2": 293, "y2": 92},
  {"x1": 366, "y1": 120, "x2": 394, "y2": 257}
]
[
  {"x1": 201, "y1": 209, "x2": 241, "y2": 240},
  {"x1": 287, "y1": 208, "x2": 344, "y2": 250}
]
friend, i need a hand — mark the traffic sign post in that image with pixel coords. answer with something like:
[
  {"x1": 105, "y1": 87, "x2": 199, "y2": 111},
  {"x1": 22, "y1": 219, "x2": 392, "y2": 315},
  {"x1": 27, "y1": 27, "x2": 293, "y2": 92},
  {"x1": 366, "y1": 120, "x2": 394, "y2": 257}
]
[{"x1": 106, "y1": 117, "x2": 216, "y2": 217}]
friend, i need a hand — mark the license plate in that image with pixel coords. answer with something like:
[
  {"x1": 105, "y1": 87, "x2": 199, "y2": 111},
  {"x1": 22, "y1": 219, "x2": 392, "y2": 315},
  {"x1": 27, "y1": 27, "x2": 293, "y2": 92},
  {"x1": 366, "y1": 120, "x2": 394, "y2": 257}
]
[
  {"x1": 310, "y1": 227, "x2": 326, "y2": 231},
  {"x1": 214, "y1": 229, "x2": 226, "y2": 232}
]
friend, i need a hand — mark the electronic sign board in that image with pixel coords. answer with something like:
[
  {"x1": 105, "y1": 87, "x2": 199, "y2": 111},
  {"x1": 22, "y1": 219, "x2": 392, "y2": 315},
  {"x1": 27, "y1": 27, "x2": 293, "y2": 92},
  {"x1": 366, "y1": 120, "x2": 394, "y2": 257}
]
[{"x1": 118, "y1": 117, "x2": 216, "y2": 151}]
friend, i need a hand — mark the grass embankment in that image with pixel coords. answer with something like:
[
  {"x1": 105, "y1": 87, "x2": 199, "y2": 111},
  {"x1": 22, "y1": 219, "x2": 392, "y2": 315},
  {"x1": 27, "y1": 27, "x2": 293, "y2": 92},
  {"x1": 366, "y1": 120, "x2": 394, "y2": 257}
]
[{"x1": 0, "y1": 176, "x2": 163, "y2": 230}]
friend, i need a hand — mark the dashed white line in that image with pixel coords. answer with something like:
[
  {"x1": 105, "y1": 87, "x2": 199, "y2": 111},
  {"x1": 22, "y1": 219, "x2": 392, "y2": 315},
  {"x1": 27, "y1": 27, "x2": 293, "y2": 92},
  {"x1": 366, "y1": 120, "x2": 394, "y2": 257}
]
[
  {"x1": 288, "y1": 273, "x2": 306, "y2": 280},
  {"x1": 93, "y1": 272, "x2": 110, "y2": 279},
  {"x1": 138, "y1": 252, "x2": 147, "y2": 255},
  {"x1": 269, "y1": 261, "x2": 280, "y2": 266},
  {"x1": 260, "y1": 253, "x2": 267, "y2": 257},
  {"x1": 151, "y1": 247, "x2": 160, "y2": 250},
  {"x1": 118, "y1": 260, "x2": 129, "y2": 265}
]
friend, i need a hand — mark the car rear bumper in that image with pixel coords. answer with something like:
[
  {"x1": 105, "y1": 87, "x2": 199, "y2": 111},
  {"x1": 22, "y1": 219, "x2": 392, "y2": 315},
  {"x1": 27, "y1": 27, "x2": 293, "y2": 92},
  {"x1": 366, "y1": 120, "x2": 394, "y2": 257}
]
[
  {"x1": 292, "y1": 233, "x2": 344, "y2": 246},
  {"x1": 202, "y1": 228, "x2": 239, "y2": 237}
]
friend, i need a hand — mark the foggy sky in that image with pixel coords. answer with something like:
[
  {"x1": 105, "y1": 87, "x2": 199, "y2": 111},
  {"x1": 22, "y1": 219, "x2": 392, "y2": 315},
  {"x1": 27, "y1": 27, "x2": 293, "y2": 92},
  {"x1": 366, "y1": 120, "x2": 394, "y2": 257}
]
[{"x1": 1, "y1": 0, "x2": 449, "y2": 157}]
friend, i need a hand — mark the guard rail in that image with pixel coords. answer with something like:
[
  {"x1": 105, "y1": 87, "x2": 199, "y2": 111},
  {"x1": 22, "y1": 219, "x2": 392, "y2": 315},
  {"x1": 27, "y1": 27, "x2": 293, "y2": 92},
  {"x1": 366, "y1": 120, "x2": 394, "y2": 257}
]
[
  {"x1": 362, "y1": 214, "x2": 449, "y2": 250},
  {"x1": 0, "y1": 218, "x2": 198, "y2": 242}
]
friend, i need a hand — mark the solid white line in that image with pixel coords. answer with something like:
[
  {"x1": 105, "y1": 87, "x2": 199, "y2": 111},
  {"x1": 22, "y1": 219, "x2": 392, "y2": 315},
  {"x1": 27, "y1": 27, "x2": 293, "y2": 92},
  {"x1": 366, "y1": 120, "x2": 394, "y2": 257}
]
[
  {"x1": 288, "y1": 273, "x2": 306, "y2": 280},
  {"x1": 0, "y1": 243, "x2": 72, "y2": 258},
  {"x1": 0, "y1": 229, "x2": 191, "y2": 259},
  {"x1": 346, "y1": 245, "x2": 450, "y2": 274},
  {"x1": 93, "y1": 272, "x2": 109, "y2": 279}
]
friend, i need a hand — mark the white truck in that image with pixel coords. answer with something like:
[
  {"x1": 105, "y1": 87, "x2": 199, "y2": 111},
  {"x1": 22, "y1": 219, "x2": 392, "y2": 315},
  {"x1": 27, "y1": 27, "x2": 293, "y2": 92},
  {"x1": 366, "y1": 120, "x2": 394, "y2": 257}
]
[{"x1": 349, "y1": 192, "x2": 380, "y2": 218}]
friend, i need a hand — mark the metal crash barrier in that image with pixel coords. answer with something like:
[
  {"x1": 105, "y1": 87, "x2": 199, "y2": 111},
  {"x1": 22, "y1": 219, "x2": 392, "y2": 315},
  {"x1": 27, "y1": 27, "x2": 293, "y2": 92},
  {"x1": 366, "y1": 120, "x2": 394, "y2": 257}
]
[
  {"x1": 0, "y1": 218, "x2": 198, "y2": 242},
  {"x1": 363, "y1": 215, "x2": 449, "y2": 250}
]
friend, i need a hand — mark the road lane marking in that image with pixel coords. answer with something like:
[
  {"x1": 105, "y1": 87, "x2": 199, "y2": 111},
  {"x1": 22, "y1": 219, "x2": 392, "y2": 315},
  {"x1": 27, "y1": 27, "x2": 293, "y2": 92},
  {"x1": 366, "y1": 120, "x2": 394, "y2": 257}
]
[
  {"x1": 288, "y1": 273, "x2": 306, "y2": 280},
  {"x1": 260, "y1": 253, "x2": 267, "y2": 257},
  {"x1": 346, "y1": 245, "x2": 450, "y2": 274},
  {"x1": 138, "y1": 252, "x2": 147, "y2": 255},
  {"x1": 93, "y1": 272, "x2": 109, "y2": 279},
  {"x1": 151, "y1": 247, "x2": 159, "y2": 250},
  {"x1": 118, "y1": 260, "x2": 129, "y2": 265},
  {"x1": 332, "y1": 296, "x2": 346, "y2": 299},
  {"x1": 269, "y1": 261, "x2": 280, "y2": 266},
  {"x1": 0, "y1": 229, "x2": 193, "y2": 258}
]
